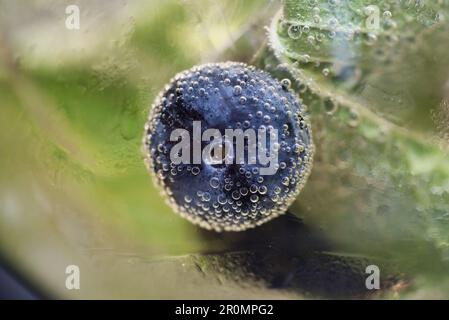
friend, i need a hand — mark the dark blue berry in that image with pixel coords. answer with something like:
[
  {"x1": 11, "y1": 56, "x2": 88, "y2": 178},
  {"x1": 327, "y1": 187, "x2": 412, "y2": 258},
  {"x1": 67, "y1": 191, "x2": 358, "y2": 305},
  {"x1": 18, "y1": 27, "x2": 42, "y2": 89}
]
[{"x1": 143, "y1": 62, "x2": 314, "y2": 231}]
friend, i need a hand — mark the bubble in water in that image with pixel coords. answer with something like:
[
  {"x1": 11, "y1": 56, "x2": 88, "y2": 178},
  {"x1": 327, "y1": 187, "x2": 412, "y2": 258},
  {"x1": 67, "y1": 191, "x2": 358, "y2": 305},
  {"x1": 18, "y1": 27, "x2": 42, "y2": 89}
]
[
  {"x1": 281, "y1": 78, "x2": 292, "y2": 90},
  {"x1": 347, "y1": 109, "x2": 360, "y2": 127},
  {"x1": 203, "y1": 192, "x2": 211, "y2": 201},
  {"x1": 233, "y1": 85, "x2": 242, "y2": 96},
  {"x1": 328, "y1": 17, "x2": 338, "y2": 28},
  {"x1": 287, "y1": 23, "x2": 302, "y2": 39},
  {"x1": 240, "y1": 187, "x2": 249, "y2": 196},
  {"x1": 307, "y1": 35, "x2": 315, "y2": 44},
  {"x1": 365, "y1": 33, "x2": 378, "y2": 46},
  {"x1": 210, "y1": 177, "x2": 220, "y2": 188},
  {"x1": 323, "y1": 97, "x2": 338, "y2": 114},
  {"x1": 259, "y1": 185, "x2": 268, "y2": 194},
  {"x1": 250, "y1": 194, "x2": 259, "y2": 203},
  {"x1": 328, "y1": 0, "x2": 341, "y2": 7}
]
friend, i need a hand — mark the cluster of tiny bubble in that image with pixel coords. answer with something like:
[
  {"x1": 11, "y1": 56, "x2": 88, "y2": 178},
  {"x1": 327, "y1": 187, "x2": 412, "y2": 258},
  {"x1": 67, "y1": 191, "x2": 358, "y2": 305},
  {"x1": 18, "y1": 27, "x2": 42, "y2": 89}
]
[
  {"x1": 268, "y1": 0, "x2": 447, "y2": 131},
  {"x1": 275, "y1": 0, "x2": 445, "y2": 86},
  {"x1": 143, "y1": 62, "x2": 314, "y2": 231}
]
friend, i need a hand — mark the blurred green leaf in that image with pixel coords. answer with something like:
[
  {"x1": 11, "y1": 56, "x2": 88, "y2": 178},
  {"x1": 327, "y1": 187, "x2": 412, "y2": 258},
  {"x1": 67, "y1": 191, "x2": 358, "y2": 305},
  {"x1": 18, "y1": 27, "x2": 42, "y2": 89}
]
[{"x1": 268, "y1": 1, "x2": 449, "y2": 264}]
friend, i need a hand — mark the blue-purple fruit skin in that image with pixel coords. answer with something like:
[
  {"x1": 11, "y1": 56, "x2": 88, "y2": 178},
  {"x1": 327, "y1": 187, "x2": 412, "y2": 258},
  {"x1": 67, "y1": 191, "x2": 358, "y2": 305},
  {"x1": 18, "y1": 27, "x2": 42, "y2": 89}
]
[{"x1": 143, "y1": 62, "x2": 314, "y2": 231}]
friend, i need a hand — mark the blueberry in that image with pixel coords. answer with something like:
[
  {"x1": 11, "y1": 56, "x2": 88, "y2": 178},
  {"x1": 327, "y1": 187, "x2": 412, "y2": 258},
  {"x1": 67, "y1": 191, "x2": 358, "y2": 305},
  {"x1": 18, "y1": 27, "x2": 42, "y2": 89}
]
[{"x1": 143, "y1": 62, "x2": 314, "y2": 231}]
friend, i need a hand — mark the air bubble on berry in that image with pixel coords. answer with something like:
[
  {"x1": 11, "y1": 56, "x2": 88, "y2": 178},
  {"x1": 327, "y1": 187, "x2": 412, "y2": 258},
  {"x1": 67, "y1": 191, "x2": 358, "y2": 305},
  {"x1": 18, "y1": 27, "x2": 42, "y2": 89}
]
[
  {"x1": 233, "y1": 85, "x2": 242, "y2": 96},
  {"x1": 210, "y1": 177, "x2": 220, "y2": 189},
  {"x1": 281, "y1": 78, "x2": 291, "y2": 90}
]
